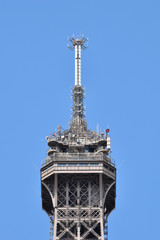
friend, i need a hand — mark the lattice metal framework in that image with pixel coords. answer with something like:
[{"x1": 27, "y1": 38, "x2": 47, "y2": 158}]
[{"x1": 41, "y1": 37, "x2": 116, "y2": 240}]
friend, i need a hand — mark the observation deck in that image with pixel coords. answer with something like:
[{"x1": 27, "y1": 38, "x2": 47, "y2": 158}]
[{"x1": 41, "y1": 152, "x2": 116, "y2": 181}]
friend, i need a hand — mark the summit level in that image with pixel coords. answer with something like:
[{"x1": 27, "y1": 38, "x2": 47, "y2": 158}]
[{"x1": 41, "y1": 37, "x2": 116, "y2": 240}]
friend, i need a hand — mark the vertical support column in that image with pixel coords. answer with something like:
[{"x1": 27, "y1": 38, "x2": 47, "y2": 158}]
[
  {"x1": 54, "y1": 174, "x2": 58, "y2": 239},
  {"x1": 77, "y1": 181, "x2": 80, "y2": 240},
  {"x1": 100, "y1": 173, "x2": 104, "y2": 239},
  {"x1": 66, "y1": 181, "x2": 69, "y2": 206},
  {"x1": 75, "y1": 44, "x2": 81, "y2": 86},
  {"x1": 66, "y1": 180, "x2": 69, "y2": 228},
  {"x1": 88, "y1": 180, "x2": 91, "y2": 206},
  {"x1": 100, "y1": 174, "x2": 103, "y2": 207},
  {"x1": 88, "y1": 180, "x2": 91, "y2": 227}
]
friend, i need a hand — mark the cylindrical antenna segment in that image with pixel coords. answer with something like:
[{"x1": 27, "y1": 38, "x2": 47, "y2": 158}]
[
  {"x1": 75, "y1": 44, "x2": 81, "y2": 86},
  {"x1": 68, "y1": 36, "x2": 88, "y2": 86}
]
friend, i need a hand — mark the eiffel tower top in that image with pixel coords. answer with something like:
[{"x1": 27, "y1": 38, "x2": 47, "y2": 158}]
[{"x1": 45, "y1": 37, "x2": 111, "y2": 154}]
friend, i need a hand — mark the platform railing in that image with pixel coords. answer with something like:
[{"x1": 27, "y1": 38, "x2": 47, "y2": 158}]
[{"x1": 41, "y1": 153, "x2": 115, "y2": 168}]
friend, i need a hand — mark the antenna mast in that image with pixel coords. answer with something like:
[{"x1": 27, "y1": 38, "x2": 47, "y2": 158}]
[
  {"x1": 68, "y1": 36, "x2": 88, "y2": 127},
  {"x1": 68, "y1": 36, "x2": 88, "y2": 86}
]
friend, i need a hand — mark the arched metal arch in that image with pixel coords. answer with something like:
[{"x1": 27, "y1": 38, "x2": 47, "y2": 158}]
[
  {"x1": 103, "y1": 181, "x2": 115, "y2": 209},
  {"x1": 42, "y1": 182, "x2": 55, "y2": 208}
]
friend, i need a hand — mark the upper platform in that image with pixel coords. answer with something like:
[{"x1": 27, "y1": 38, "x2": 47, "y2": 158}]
[{"x1": 41, "y1": 152, "x2": 115, "y2": 181}]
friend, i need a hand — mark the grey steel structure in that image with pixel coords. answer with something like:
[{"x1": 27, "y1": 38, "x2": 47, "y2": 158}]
[{"x1": 41, "y1": 37, "x2": 116, "y2": 240}]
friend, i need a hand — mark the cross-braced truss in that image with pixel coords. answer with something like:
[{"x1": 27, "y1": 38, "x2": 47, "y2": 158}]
[{"x1": 41, "y1": 173, "x2": 115, "y2": 240}]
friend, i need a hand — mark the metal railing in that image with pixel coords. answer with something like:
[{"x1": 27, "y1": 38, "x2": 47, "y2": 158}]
[
  {"x1": 41, "y1": 153, "x2": 115, "y2": 168},
  {"x1": 42, "y1": 165, "x2": 104, "y2": 174}
]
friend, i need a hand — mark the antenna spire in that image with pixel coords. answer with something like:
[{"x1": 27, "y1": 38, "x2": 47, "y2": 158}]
[
  {"x1": 68, "y1": 36, "x2": 88, "y2": 86},
  {"x1": 68, "y1": 36, "x2": 88, "y2": 131}
]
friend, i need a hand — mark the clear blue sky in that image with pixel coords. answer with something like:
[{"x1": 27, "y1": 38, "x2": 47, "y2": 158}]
[{"x1": 0, "y1": 0, "x2": 160, "y2": 239}]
